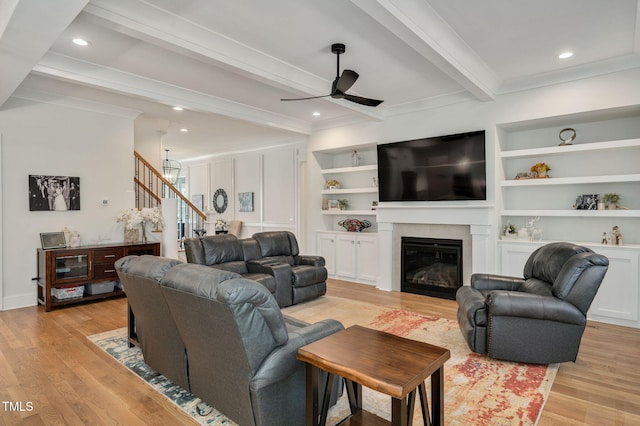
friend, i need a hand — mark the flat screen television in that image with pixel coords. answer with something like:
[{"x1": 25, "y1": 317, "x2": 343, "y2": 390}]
[{"x1": 377, "y1": 130, "x2": 486, "y2": 202}]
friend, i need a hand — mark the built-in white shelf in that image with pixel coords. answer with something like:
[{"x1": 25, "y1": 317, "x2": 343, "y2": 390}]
[
  {"x1": 500, "y1": 138, "x2": 640, "y2": 159},
  {"x1": 321, "y1": 164, "x2": 377, "y2": 174},
  {"x1": 321, "y1": 187, "x2": 378, "y2": 195},
  {"x1": 501, "y1": 209, "x2": 640, "y2": 217},
  {"x1": 501, "y1": 174, "x2": 640, "y2": 187},
  {"x1": 321, "y1": 210, "x2": 377, "y2": 216}
]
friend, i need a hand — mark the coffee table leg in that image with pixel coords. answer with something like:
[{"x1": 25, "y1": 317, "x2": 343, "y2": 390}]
[
  {"x1": 305, "y1": 364, "x2": 319, "y2": 426},
  {"x1": 319, "y1": 373, "x2": 335, "y2": 426},
  {"x1": 431, "y1": 366, "x2": 444, "y2": 426},
  {"x1": 344, "y1": 379, "x2": 362, "y2": 414},
  {"x1": 391, "y1": 395, "x2": 410, "y2": 426},
  {"x1": 418, "y1": 383, "x2": 431, "y2": 426}
]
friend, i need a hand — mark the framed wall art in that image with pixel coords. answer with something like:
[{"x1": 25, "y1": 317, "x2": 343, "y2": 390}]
[
  {"x1": 238, "y1": 192, "x2": 254, "y2": 212},
  {"x1": 191, "y1": 194, "x2": 204, "y2": 211},
  {"x1": 29, "y1": 175, "x2": 80, "y2": 211}
]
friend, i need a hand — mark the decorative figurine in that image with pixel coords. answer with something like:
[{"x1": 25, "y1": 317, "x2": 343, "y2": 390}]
[
  {"x1": 611, "y1": 226, "x2": 623, "y2": 245},
  {"x1": 351, "y1": 150, "x2": 360, "y2": 167},
  {"x1": 601, "y1": 232, "x2": 608, "y2": 244}
]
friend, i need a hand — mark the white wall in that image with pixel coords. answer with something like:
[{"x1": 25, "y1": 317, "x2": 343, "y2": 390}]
[
  {"x1": 306, "y1": 68, "x2": 640, "y2": 272},
  {"x1": 183, "y1": 142, "x2": 305, "y2": 241},
  {"x1": 0, "y1": 98, "x2": 136, "y2": 310}
]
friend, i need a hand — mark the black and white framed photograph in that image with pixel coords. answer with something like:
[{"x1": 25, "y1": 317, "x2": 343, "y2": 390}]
[
  {"x1": 29, "y1": 175, "x2": 80, "y2": 211},
  {"x1": 574, "y1": 194, "x2": 599, "y2": 210}
]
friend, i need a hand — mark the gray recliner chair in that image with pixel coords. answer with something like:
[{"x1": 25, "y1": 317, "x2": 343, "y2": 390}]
[
  {"x1": 456, "y1": 242, "x2": 608, "y2": 364},
  {"x1": 115, "y1": 255, "x2": 190, "y2": 390},
  {"x1": 159, "y1": 262, "x2": 344, "y2": 426},
  {"x1": 251, "y1": 231, "x2": 328, "y2": 305}
]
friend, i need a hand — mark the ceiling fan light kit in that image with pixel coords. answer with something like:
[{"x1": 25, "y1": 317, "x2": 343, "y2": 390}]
[{"x1": 280, "y1": 43, "x2": 383, "y2": 107}]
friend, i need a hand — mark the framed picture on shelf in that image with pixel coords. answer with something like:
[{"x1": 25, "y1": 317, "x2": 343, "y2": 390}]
[
  {"x1": 574, "y1": 194, "x2": 599, "y2": 210},
  {"x1": 328, "y1": 200, "x2": 340, "y2": 211}
]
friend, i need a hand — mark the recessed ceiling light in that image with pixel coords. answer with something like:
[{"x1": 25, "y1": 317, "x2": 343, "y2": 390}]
[
  {"x1": 72, "y1": 38, "x2": 91, "y2": 47},
  {"x1": 312, "y1": 111, "x2": 321, "y2": 116},
  {"x1": 558, "y1": 51, "x2": 573, "y2": 59},
  {"x1": 172, "y1": 106, "x2": 184, "y2": 111},
  {"x1": 179, "y1": 128, "x2": 188, "y2": 133}
]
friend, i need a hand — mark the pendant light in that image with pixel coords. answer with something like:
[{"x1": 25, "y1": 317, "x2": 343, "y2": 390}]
[{"x1": 162, "y1": 149, "x2": 181, "y2": 185}]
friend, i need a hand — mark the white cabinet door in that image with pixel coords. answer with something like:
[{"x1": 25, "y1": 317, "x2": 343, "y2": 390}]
[
  {"x1": 316, "y1": 232, "x2": 336, "y2": 276},
  {"x1": 500, "y1": 242, "x2": 640, "y2": 327},
  {"x1": 589, "y1": 247, "x2": 639, "y2": 323},
  {"x1": 499, "y1": 242, "x2": 539, "y2": 277},
  {"x1": 335, "y1": 234, "x2": 357, "y2": 279},
  {"x1": 355, "y1": 234, "x2": 378, "y2": 284}
]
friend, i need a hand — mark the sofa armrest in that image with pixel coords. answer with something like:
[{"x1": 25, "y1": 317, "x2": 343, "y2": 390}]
[
  {"x1": 295, "y1": 255, "x2": 325, "y2": 267},
  {"x1": 471, "y1": 273, "x2": 524, "y2": 291},
  {"x1": 487, "y1": 291, "x2": 585, "y2": 325},
  {"x1": 247, "y1": 261, "x2": 294, "y2": 306},
  {"x1": 250, "y1": 319, "x2": 344, "y2": 390}
]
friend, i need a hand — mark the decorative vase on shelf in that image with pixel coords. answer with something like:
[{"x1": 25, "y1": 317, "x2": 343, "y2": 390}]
[
  {"x1": 537, "y1": 170, "x2": 547, "y2": 178},
  {"x1": 124, "y1": 228, "x2": 139, "y2": 244},
  {"x1": 141, "y1": 223, "x2": 147, "y2": 243}
]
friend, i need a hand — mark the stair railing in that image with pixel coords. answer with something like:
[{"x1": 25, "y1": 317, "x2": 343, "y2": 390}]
[{"x1": 133, "y1": 150, "x2": 206, "y2": 240}]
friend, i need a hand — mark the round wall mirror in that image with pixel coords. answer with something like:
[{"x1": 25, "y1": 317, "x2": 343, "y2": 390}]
[{"x1": 213, "y1": 188, "x2": 228, "y2": 213}]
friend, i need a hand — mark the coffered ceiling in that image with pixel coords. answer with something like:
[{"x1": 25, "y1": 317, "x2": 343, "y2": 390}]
[{"x1": 1, "y1": 0, "x2": 639, "y2": 160}]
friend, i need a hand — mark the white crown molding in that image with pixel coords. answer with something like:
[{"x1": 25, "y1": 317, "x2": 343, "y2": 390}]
[
  {"x1": 384, "y1": 90, "x2": 477, "y2": 117},
  {"x1": 85, "y1": 0, "x2": 384, "y2": 122},
  {"x1": 34, "y1": 52, "x2": 314, "y2": 135},
  {"x1": 498, "y1": 53, "x2": 640, "y2": 94},
  {"x1": 11, "y1": 85, "x2": 142, "y2": 119},
  {"x1": 350, "y1": 0, "x2": 500, "y2": 102}
]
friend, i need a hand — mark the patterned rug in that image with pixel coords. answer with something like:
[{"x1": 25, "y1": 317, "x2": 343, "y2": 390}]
[{"x1": 89, "y1": 296, "x2": 558, "y2": 425}]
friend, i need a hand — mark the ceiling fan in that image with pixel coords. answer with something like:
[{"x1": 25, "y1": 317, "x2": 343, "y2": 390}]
[{"x1": 280, "y1": 43, "x2": 383, "y2": 107}]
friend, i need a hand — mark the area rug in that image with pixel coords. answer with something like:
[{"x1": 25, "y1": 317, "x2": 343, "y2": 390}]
[{"x1": 89, "y1": 296, "x2": 558, "y2": 425}]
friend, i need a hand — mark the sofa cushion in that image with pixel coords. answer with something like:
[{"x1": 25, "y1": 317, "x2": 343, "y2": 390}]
[
  {"x1": 202, "y1": 234, "x2": 245, "y2": 265},
  {"x1": 211, "y1": 261, "x2": 249, "y2": 275},
  {"x1": 253, "y1": 231, "x2": 298, "y2": 257},
  {"x1": 243, "y1": 272, "x2": 277, "y2": 294},
  {"x1": 292, "y1": 265, "x2": 328, "y2": 287},
  {"x1": 262, "y1": 255, "x2": 295, "y2": 266}
]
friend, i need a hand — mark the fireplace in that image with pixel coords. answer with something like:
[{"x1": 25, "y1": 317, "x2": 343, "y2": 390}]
[{"x1": 401, "y1": 237, "x2": 462, "y2": 300}]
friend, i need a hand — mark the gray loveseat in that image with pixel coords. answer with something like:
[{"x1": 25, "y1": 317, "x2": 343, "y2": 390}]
[
  {"x1": 184, "y1": 231, "x2": 327, "y2": 307},
  {"x1": 116, "y1": 255, "x2": 344, "y2": 426}
]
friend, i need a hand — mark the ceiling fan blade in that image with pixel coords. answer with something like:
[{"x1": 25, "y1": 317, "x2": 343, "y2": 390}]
[
  {"x1": 280, "y1": 94, "x2": 331, "y2": 101},
  {"x1": 344, "y1": 94, "x2": 384, "y2": 107},
  {"x1": 334, "y1": 70, "x2": 359, "y2": 95}
]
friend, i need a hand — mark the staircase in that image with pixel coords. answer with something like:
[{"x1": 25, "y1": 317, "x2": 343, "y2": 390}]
[{"x1": 133, "y1": 151, "x2": 206, "y2": 240}]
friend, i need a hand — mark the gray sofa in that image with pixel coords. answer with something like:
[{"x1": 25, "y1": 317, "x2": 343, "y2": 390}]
[
  {"x1": 184, "y1": 231, "x2": 327, "y2": 307},
  {"x1": 116, "y1": 255, "x2": 344, "y2": 426},
  {"x1": 456, "y1": 242, "x2": 608, "y2": 364}
]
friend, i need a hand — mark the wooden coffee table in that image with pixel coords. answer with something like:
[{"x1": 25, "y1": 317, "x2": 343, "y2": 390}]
[{"x1": 297, "y1": 325, "x2": 451, "y2": 426}]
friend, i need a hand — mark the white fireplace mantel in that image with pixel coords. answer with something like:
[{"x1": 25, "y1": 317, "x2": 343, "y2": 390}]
[{"x1": 375, "y1": 204, "x2": 495, "y2": 291}]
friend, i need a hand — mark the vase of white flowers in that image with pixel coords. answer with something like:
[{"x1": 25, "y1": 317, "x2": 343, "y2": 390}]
[{"x1": 116, "y1": 207, "x2": 163, "y2": 243}]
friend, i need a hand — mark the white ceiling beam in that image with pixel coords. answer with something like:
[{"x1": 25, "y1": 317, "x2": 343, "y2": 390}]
[
  {"x1": 84, "y1": 0, "x2": 384, "y2": 121},
  {"x1": 34, "y1": 52, "x2": 313, "y2": 135},
  {"x1": 350, "y1": 0, "x2": 500, "y2": 101},
  {"x1": 0, "y1": 0, "x2": 88, "y2": 107}
]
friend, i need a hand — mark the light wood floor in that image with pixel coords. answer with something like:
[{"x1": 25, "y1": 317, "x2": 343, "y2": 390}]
[{"x1": 0, "y1": 279, "x2": 638, "y2": 425}]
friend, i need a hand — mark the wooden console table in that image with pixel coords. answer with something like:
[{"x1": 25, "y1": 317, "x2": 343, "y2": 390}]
[
  {"x1": 297, "y1": 325, "x2": 450, "y2": 426},
  {"x1": 37, "y1": 242, "x2": 160, "y2": 311}
]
